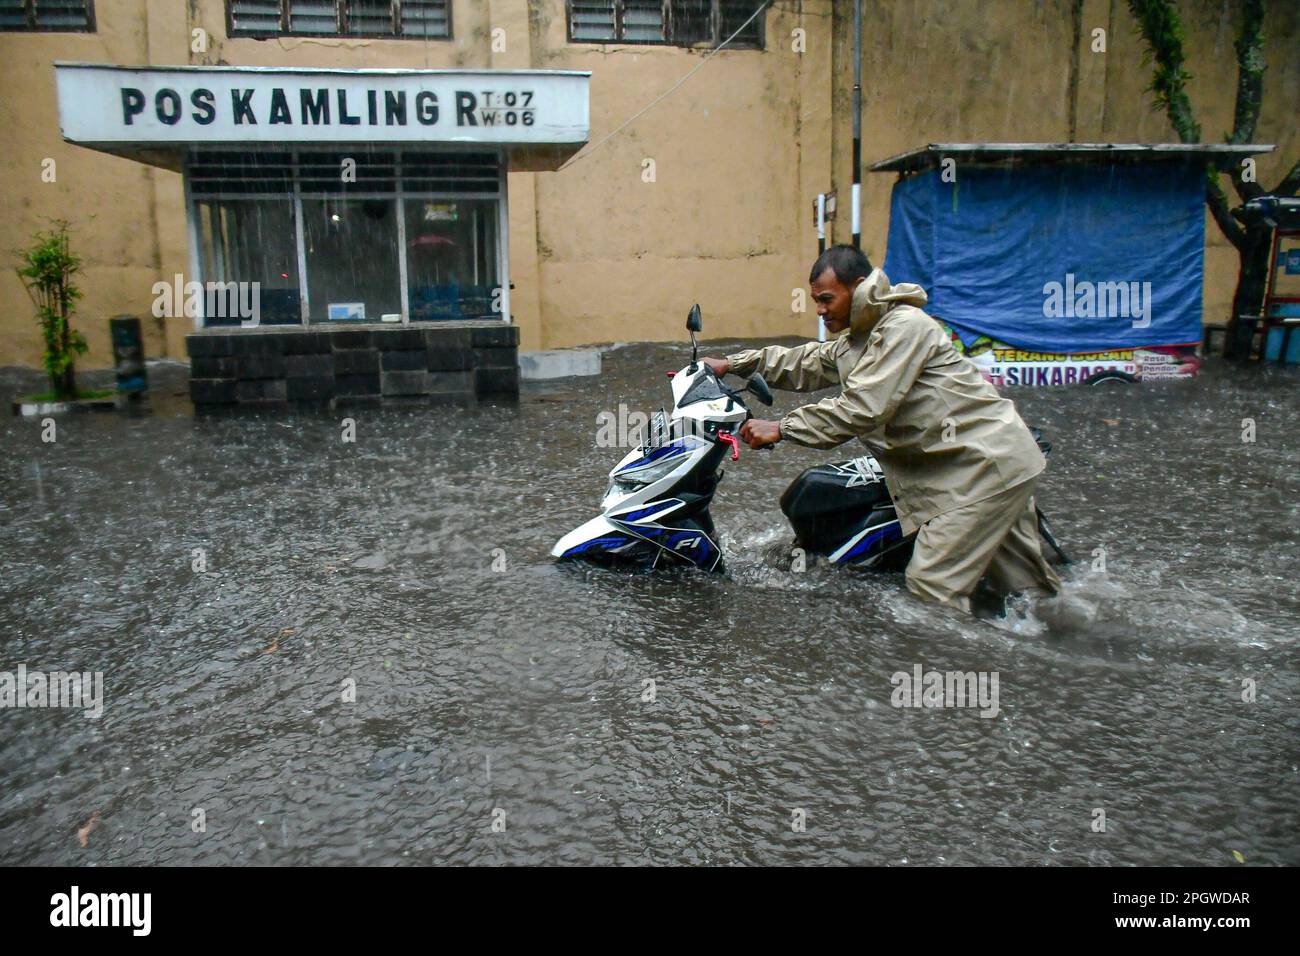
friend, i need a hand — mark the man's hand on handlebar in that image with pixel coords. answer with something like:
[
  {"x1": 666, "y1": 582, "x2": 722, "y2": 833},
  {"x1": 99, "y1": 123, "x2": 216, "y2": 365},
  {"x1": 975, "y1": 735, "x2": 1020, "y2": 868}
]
[
  {"x1": 701, "y1": 357, "x2": 730, "y2": 377},
  {"x1": 739, "y1": 419, "x2": 781, "y2": 449}
]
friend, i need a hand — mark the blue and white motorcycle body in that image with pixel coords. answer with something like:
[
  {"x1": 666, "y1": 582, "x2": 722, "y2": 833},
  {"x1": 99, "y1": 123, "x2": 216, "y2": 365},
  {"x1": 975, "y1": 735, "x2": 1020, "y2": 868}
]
[{"x1": 551, "y1": 358, "x2": 752, "y2": 572}]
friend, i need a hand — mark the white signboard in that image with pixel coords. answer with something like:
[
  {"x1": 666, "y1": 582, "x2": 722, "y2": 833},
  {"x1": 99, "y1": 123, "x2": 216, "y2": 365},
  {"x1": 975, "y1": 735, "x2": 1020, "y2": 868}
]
[{"x1": 55, "y1": 64, "x2": 589, "y2": 146}]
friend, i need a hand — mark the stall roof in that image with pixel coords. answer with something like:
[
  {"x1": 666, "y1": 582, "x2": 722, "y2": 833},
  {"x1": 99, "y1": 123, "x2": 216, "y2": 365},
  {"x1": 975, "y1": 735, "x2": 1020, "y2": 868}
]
[{"x1": 870, "y1": 142, "x2": 1274, "y2": 174}]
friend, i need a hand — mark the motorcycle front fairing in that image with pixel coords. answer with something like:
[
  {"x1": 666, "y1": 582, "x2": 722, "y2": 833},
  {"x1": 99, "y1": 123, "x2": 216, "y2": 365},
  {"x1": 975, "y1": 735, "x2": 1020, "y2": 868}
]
[{"x1": 551, "y1": 363, "x2": 748, "y2": 571}]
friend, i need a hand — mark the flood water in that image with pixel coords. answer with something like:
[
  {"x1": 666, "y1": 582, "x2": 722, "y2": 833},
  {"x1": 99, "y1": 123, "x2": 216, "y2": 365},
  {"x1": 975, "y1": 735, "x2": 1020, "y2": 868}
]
[{"x1": 1, "y1": 345, "x2": 1297, "y2": 866}]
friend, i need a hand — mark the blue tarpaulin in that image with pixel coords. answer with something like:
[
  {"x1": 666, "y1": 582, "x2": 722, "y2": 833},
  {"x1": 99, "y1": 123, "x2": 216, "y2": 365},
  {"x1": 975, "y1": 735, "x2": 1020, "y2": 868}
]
[{"x1": 881, "y1": 162, "x2": 1206, "y2": 353}]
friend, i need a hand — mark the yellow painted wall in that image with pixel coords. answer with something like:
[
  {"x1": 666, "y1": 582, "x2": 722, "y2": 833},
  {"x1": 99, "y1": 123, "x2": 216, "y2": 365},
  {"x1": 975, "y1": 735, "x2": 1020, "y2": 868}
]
[{"x1": 0, "y1": 0, "x2": 1295, "y2": 368}]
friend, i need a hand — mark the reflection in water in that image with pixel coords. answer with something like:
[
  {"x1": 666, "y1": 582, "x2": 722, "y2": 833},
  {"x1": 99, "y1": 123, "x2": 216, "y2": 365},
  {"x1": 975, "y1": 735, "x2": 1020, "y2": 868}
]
[{"x1": 0, "y1": 350, "x2": 1296, "y2": 865}]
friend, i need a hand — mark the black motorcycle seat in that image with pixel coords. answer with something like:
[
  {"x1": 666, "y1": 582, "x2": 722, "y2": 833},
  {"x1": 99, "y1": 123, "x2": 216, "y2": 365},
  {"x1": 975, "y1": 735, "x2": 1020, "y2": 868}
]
[{"x1": 779, "y1": 460, "x2": 893, "y2": 521}]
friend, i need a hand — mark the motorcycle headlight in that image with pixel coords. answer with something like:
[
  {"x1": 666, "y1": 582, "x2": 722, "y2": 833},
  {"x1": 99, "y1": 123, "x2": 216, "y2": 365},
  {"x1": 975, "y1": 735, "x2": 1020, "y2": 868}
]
[{"x1": 610, "y1": 437, "x2": 705, "y2": 490}]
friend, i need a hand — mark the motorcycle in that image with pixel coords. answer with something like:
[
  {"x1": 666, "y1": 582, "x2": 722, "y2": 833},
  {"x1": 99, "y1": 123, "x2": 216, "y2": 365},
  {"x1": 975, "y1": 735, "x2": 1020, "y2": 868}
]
[{"x1": 551, "y1": 306, "x2": 1070, "y2": 573}]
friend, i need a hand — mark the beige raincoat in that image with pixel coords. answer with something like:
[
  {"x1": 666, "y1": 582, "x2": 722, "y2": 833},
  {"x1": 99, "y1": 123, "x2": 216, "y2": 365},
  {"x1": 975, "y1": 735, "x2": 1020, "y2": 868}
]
[{"x1": 726, "y1": 268, "x2": 1059, "y2": 609}]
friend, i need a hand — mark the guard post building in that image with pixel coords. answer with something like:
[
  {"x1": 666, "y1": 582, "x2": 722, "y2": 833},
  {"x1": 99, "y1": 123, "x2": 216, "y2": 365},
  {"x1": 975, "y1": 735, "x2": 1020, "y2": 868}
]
[{"x1": 54, "y1": 62, "x2": 589, "y2": 406}]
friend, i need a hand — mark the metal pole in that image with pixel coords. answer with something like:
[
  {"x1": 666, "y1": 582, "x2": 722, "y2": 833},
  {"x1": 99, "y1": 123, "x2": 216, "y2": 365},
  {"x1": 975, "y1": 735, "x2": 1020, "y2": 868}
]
[
  {"x1": 817, "y1": 192, "x2": 826, "y2": 255},
  {"x1": 817, "y1": 193, "x2": 827, "y2": 342},
  {"x1": 851, "y1": 0, "x2": 862, "y2": 249}
]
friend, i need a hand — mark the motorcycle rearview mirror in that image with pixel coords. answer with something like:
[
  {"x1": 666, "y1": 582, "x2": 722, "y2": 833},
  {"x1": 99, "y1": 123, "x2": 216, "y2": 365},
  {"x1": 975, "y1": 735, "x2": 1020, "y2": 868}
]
[
  {"x1": 746, "y1": 372, "x2": 774, "y2": 406},
  {"x1": 686, "y1": 304, "x2": 702, "y2": 368}
]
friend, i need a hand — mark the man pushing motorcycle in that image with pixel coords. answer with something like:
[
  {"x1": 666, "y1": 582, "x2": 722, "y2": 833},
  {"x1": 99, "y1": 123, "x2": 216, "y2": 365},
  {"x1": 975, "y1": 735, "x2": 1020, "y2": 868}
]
[{"x1": 701, "y1": 245, "x2": 1061, "y2": 613}]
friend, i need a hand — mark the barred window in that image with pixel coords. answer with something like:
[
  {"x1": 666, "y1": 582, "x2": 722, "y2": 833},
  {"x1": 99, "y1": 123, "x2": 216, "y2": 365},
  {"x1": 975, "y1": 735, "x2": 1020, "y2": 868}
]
[
  {"x1": 187, "y1": 149, "x2": 503, "y2": 326},
  {"x1": 0, "y1": 0, "x2": 95, "y2": 32},
  {"x1": 568, "y1": 1, "x2": 763, "y2": 48},
  {"x1": 228, "y1": 1, "x2": 451, "y2": 39}
]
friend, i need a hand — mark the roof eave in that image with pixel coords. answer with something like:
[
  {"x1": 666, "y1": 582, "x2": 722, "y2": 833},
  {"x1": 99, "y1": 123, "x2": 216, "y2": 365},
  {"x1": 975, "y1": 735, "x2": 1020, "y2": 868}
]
[{"x1": 869, "y1": 142, "x2": 1276, "y2": 174}]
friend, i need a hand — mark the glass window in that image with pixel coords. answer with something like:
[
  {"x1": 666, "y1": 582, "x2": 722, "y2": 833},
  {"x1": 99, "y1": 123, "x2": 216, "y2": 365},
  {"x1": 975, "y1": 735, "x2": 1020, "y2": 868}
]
[
  {"x1": 405, "y1": 199, "x2": 500, "y2": 322},
  {"x1": 567, "y1": 1, "x2": 762, "y2": 48},
  {"x1": 570, "y1": 1, "x2": 616, "y2": 41},
  {"x1": 301, "y1": 198, "x2": 402, "y2": 323},
  {"x1": 0, "y1": 0, "x2": 95, "y2": 31},
  {"x1": 190, "y1": 150, "x2": 502, "y2": 326},
  {"x1": 399, "y1": 0, "x2": 451, "y2": 38},
  {"x1": 196, "y1": 199, "x2": 302, "y2": 326},
  {"x1": 716, "y1": 0, "x2": 762, "y2": 45},
  {"x1": 624, "y1": 1, "x2": 665, "y2": 42},
  {"x1": 670, "y1": 1, "x2": 710, "y2": 45},
  {"x1": 344, "y1": 0, "x2": 393, "y2": 35},
  {"x1": 288, "y1": 0, "x2": 335, "y2": 34},
  {"x1": 227, "y1": 0, "x2": 451, "y2": 39}
]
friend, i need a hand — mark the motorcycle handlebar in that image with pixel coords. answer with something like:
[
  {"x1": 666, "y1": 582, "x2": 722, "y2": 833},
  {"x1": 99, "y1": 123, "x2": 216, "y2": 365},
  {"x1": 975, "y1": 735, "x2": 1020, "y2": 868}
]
[{"x1": 672, "y1": 365, "x2": 775, "y2": 451}]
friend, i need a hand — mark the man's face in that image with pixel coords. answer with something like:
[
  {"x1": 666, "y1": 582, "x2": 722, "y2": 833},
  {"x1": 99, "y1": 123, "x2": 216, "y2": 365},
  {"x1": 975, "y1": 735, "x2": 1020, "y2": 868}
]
[{"x1": 810, "y1": 268, "x2": 858, "y2": 336}]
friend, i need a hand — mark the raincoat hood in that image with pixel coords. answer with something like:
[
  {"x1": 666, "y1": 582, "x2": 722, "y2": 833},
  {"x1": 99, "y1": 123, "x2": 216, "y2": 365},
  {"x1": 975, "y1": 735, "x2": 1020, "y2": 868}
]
[{"x1": 849, "y1": 268, "x2": 929, "y2": 338}]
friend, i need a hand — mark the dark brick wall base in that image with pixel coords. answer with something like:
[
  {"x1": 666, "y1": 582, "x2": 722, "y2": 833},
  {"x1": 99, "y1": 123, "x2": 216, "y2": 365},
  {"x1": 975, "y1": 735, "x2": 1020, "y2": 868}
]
[{"x1": 185, "y1": 322, "x2": 519, "y2": 409}]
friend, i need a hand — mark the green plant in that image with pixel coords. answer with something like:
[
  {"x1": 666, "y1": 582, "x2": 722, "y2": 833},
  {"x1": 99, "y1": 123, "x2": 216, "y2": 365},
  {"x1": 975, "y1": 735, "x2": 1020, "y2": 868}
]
[{"x1": 15, "y1": 220, "x2": 87, "y2": 401}]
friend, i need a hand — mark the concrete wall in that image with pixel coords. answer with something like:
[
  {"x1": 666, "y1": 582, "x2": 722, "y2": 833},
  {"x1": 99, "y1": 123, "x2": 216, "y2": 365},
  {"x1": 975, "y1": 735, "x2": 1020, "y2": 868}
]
[
  {"x1": 0, "y1": 0, "x2": 183, "y2": 367},
  {"x1": 0, "y1": 0, "x2": 1296, "y2": 368},
  {"x1": 523, "y1": 0, "x2": 832, "y2": 348}
]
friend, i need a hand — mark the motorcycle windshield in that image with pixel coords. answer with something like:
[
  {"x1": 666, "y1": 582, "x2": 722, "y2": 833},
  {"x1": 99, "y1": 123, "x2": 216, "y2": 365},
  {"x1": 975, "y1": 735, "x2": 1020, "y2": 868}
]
[{"x1": 676, "y1": 373, "x2": 728, "y2": 409}]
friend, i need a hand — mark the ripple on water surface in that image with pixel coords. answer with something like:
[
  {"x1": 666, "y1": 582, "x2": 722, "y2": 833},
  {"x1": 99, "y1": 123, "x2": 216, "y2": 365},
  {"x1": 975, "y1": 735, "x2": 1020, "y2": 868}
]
[{"x1": 0, "y1": 354, "x2": 1296, "y2": 865}]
